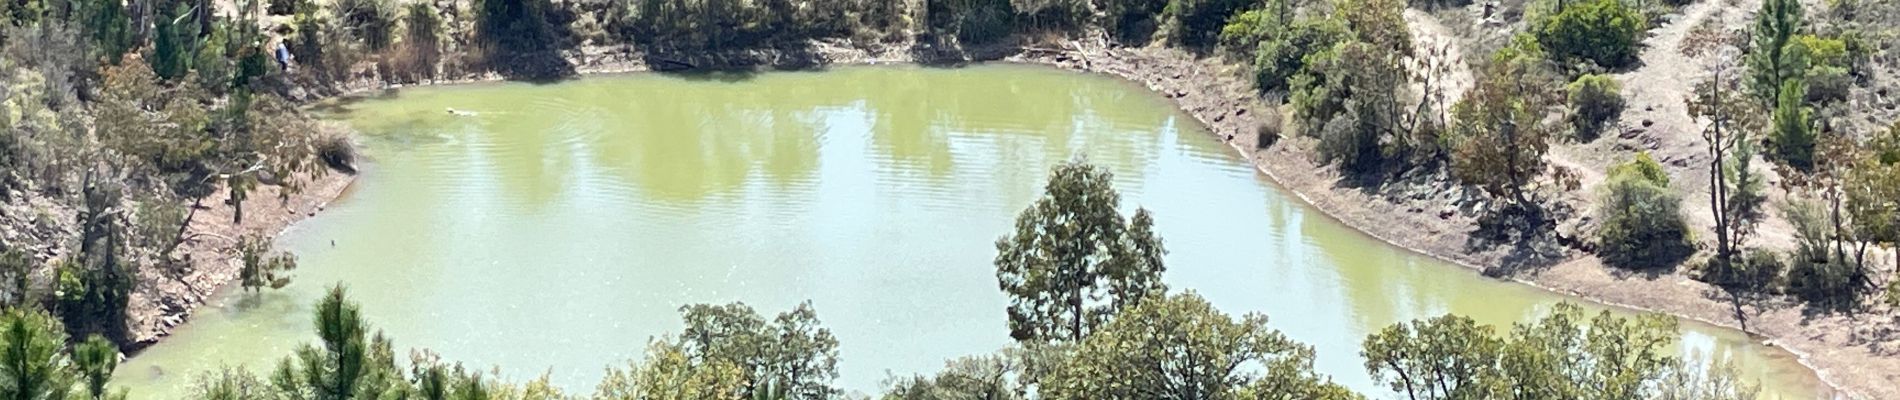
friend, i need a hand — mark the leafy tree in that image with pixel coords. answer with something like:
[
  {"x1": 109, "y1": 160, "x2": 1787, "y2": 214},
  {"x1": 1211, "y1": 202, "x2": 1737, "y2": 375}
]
[
  {"x1": 1291, "y1": 27, "x2": 1419, "y2": 171},
  {"x1": 1449, "y1": 44, "x2": 1561, "y2": 208},
  {"x1": 1363, "y1": 315, "x2": 1504, "y2": 399},
  {"x1": 1364, "y1": 303, "x2": 1688, "y2": 400},
  {"x1": 1597, "y1": 153, "x2": 1694, "y2": 269},
  {"x1": 1533, "y1": 0, "x2": 1644, "y2": 69},
  {"x1": 1160, "y1": 0, "x2": 1254, "y2": 49},
  {"x1": 96, "y1": 55, "x2": 214, "y2": 181},
  {"x1": 1844, "y1": 124, "x2": 1900, "y2": 283},
  {"x1": 676, "y1": 302, "x2": 838, "y2": 399},
  {"x1": 1746, "y1": 0, "x2": 1803, "y2": 105},
  {"x1": 230, "y1": 93, "x2": 326, "y2": 225},
  {"x1": 1567, "y1": 74, "x2": 1624, "y2": 140},
  {"x1": 1250, "y1": 15, "x2": 1346, "y2": 93},
  {"x1": 1654, "y1": 355, "x2": 1762, "y2": 400},
  {"x1": 0, "y1": 309, "x2": 75, "y2": 400},
  {"x1": 1688, "y1": 59, "x2": 1768, "y2": 266},
  {"x1": 882, "y1": 353, "x2": 1024, "y2": 400},
  {"x1": 594, "y1": 341, "x2": 747, "y2": 400},
  {"x1": 1040, "y1": 292, "x2": 1358, "y2": 400},
  {"x1": 1336, "y1": 0, "x2": 1412, "y2": 56},
  {"x1": 994, "y1": 159, "x2": 1167, "y2": 343},
  {"x1": 236, "y1": 235, "x2": 297, "y2": 292},
  {"x1": 1218, "y1": 9, "x2": 1276, "y2": 57}
]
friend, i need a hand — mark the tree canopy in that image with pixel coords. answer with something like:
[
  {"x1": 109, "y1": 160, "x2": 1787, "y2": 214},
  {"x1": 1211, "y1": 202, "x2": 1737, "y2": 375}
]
[{"x1": 994, "y1": 159, "x2": 1167, "y2": 343}]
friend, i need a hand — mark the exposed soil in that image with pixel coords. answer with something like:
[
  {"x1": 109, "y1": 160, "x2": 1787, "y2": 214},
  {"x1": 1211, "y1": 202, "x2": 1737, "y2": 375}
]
[{"x1": 124, "y1": 171, "x2": 356, "y2": 350}]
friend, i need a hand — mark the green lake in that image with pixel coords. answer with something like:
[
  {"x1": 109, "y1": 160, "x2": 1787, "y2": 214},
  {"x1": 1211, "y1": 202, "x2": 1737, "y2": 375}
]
[{"x1": 113, "y1": 65, "x2": 1832, "y2": 398}]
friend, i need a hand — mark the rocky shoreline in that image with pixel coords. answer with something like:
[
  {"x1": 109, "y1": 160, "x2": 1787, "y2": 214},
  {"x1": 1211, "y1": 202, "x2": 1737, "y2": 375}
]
[{"x1": 131, "y1": 34, "x2": 1890, "y2": 398}]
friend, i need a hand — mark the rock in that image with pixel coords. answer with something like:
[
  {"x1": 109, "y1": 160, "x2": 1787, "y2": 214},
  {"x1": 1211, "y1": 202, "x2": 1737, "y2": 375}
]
[
  {"x1": 1620, "y1": 128, "x2": 1643, "y2": 139},
  {"x1": 1235, "y1": 108, "x2": 1248, "y2": 116},
  {"x1": 1439, "y1": 210, "x2": 1456, "y2": 220},
  {"x1": 1641, "y1": 119, "x2": 1654, "y2": 127}
]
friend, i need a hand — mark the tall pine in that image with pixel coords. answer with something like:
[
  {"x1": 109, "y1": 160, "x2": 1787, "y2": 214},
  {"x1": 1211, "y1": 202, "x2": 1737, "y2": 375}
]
[{"x1": 1747, "y1": 0, "x2": 1803, "y2": 104}]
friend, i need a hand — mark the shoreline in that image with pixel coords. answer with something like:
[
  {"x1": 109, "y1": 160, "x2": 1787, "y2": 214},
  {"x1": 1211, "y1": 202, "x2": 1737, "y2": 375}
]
[
  {"x1": 138, "y1": 38, "x2": 1885, "y2": 398},
  {"x1": 126, "y1": 171, "x2": 357, "y2": 351}
]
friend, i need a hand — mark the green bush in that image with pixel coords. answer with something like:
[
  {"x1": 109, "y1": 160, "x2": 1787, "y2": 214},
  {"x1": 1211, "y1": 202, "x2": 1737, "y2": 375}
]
[
  {"x1": 1786, "y1": 253, "x2": 1858, "y2": 305},
  {"x1": 334, "y1": 0, "x2": 396, "y2": 52},
  {"x1": 1251, "y1": 17, "x2": 1346, "y2": 93},
  {"x1": 1597, "y1": 153, "x2": 1694, "y2": 270},
  {"x1": 1161, "y1": 0, "x2": 1254, "y2": 49},
  {"x1": 1702, "y1": 248, "x2": 1784, "y2": 292},
  {"x1": 1567, "y1": 74, "x2": 1625, "y2": 140},
  {"x1": 1218, "y1": 9, "x2": 1275, "y2": 56},
  {"x1": 927, "y1": 0, "x2": 1016, "y2": 44},
  {"x1": 1783, "y1": 199, "x2": 1863, "y2": 305},
  {"x1": 1101, "y1": 0, "x2": 1167, "y2": 43},
  {"x1": 1534, "y1": 0, "x2": 1644, "y2": 69},
  {"x1": 1789, "y1": 35, "x2": 1851, "y2": 103}
]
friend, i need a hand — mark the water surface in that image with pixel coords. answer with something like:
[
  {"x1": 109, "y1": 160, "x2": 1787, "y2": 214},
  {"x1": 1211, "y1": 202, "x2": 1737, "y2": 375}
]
[{"x1": 116, "y1": 65, "x2": 1829, "y2": 398}]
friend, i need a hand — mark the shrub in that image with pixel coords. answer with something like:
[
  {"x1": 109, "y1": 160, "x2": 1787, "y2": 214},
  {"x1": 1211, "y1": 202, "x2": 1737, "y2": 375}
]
[
  {"x1": 1597, "y1": 153, "x2": 1694, "y2": 269},
  {"x1": 475, "y1": 0, "x2": 570, "y2": 79},
  {"x1": 334, "y1": 0, "x2": 396, "y2": 52},
  {"x1": 1535, "y1": 0, "x2": 1644, "y2": 69},
  {"x1": 1160, "y1": 0, "x2": 1254, "y2": 49},
  {"x1": 1256, "y1": 107, "x2": 1283, "y2": 149},
  {"x1": 1702, "y1": 248, "x2": 1784, "y2": 292},
  {"x1": 1783, "y1": 199, "x2": 1863, "y2": 305},
  {"x1": 1789, "y1": 35, "x2": 1851, "y2": 103},
  {"x1": 1218, "y1": 9, "x2": 1275, "y2": 57},
  {"x1": 269, "y1": 0, "x2": 298, "y2": 15},
  {"x1": 1251, "y1": 17, "x2": 1347, "y2": 93},
  {"x1": 1102, "y1": 0, "x2": 1168, "y2": 43},
  {"x1": 317, "y1": 132, "x2": 356, "y2": 173},
  {"x1": 927, "y1": 0, "x2": 1016, "y2": 44},
  {"x1": 1786, "y1": 253, "x2": 1858, "y2": 305},
  {"x1": 1567, "y1": 73, "x2": 1625, "y2": 140}
]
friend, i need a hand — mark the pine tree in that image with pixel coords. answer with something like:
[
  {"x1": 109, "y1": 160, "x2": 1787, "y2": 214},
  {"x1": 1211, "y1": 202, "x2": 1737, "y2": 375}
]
[
  {"x1": 73, "y1": 335, "x2": 124, "y2": 400},
  {"x1": 0, "y1": 309, "x2": 75, "y2": 400},
  {"x1": 1772, "y1": 78, "x2": 1815, "y2": 171},
  {"x1": 1747, "y1": 0, "x2": 1804, "y2": 105}
]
